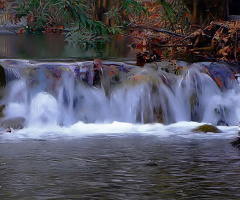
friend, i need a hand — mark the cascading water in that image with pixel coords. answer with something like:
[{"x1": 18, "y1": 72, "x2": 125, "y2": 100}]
[
  {"x1": 58, "y1": 72, "x2": 112, "y2": 125},
  {"x1": 28, "y1": 92, "x2": 59, "y2": 127},
  {"x1": 0, "y1": 59, "x2": 240, "y2": 130},
  {"x1": 2, "y1": 80, "x2": 28, "y2": 119}
]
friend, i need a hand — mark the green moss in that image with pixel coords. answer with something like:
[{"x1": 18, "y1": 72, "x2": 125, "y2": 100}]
[{"x1": 192, "y1": 124, "x2": 222, "y2": 133}]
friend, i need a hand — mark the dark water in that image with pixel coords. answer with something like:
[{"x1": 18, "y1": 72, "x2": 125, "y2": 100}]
[
  {"x1": 0, "y1": 134, "x2": 240, "y2": 200},
  {"x1": 0, "y1": 34, "x2": 138, "y2": 60}
]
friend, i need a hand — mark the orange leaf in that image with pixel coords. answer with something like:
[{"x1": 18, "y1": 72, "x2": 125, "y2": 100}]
[
  {"x1": 215, "y1": 77, "x2": 223, "y2": 88},
  {"x1": 133, "y1": 75, "x2": 143, "y2": 81}
]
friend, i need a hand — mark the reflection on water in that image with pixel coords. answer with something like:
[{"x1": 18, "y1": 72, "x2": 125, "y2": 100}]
[
  {"x1": 0, "y1": 135, "x2": 240, "y2": 199},
  {"x1": 0, "y1": 34, "x2": 139, "y2": 60}
]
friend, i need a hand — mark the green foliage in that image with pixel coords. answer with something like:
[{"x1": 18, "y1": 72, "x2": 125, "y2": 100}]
[
  {"x1": 65, "y1": 27, "x2": 102, "y2": 47},
  {"x1": 107, "y1": 25, "x2": 123, "y2": 36},
  {"x1": 15, "y1": 0, "x2": 51, "y2": 34},
  {"x1": 14, "y1": 0, "x2": 190, "y2": 44},
  {"x1": 64, "y1": 0, "x2": 142, "y2": 46},
  {"x1": 122, "y1": 0, "x2": 148, "y2": 17},
  {"x1": 157, "y1": 0, "x2": 191, "y2": 33},
  {"x1": 105, "y1": 7, "x2": 122, "y2": 25},
  {"x1": 106, "y1": 0, "x2": 148, "y2": 26},
  {"x1": 15, "y1": 0, "x2": 112, "y2": 43},
  {"x1": 54, "y1": 0, "x2": 89, "y2": 26}
]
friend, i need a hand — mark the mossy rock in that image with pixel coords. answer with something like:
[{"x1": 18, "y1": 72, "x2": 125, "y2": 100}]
[{"x1": 192, "y1": 124, "x2": 222, "y2": 133}]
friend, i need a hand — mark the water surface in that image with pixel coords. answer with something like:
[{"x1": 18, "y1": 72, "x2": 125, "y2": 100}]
[
  {"x1": 0, "y1": 34, "x2": 138, "y2": 60},
  {"x1": 0, "y1": 123, "x2": 239, "y2": 199}
]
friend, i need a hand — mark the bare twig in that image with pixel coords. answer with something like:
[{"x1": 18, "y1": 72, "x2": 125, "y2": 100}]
[
  {"x1": 132, "y1": 25, "x2": 186, "y2": 38},
  {"x1": 206, "y1": 0, "x2": 215, "y2": 22},
  {"x1": 123, "y1": 34, "x2": 143, "y2": 40},
  {"x1": 150, "y1": 43, "x2": 186, "y2": 48}
]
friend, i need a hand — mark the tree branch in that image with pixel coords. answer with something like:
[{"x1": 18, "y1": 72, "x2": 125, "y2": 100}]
[{"x1": 132, "y1": 25, "x2": 186, "y2": 38}]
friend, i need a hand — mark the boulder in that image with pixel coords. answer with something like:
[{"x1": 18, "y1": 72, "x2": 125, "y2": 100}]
[
  {"x1": 192, "y1": 124, "x2": 222, "y2": 133},
  {"x1": 0, "y1": 117, "x2": 25, "y2": 130}
]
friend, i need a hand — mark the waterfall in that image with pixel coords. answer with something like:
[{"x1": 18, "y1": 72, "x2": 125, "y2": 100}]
[{"x1": 0, "y1": 59, "x2": 240, "y2": 128}]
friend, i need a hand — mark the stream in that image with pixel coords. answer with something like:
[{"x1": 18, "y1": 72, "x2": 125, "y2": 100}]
[
  {"x1": 0, "y1": 130, "x2": 240, "y2": 200},
  {"x1": 0, "y1": 34, "x2": 240, "y2": 199}
]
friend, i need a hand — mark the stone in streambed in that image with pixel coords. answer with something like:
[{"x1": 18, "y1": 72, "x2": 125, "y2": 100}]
[
  {"x1": 231, "y1": 137, "x2": 240, "y2": 149},
  {"x1": 0, "y1": 117, "x2": 25, "y2": 130},
  {"x1": 192, "y1": 124, "x2": 222, "y2": 133}
]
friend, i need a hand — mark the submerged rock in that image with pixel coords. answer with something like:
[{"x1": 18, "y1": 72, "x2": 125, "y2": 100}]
[
  {"x1": 192, "y1": 124, "x2": 222, "y2": 133},
  {"x1": 231, "y1": 137, "x2": 240, "y2": 149},
  {"x1": 145, "y1": 161, "x2": 158, "y2": 167},
  {"x1": 0, "y1": 117, "x2": 25, "y2": 130}
]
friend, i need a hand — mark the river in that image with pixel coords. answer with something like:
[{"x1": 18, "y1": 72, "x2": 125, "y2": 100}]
[
  {"x1": 0, "y1": 35, "x2": 240, "y2": 199},
  {"x1": 0, "y1": 123, "x2": 240, "y2": 199}
]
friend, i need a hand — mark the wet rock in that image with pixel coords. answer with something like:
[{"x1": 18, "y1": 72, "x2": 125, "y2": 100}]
[
  {"x1": 153, "y1": 107, "x2": 164, "y2": 124},
  {"x1": 192, "y1": 124, "x2": 222, "y2": 133},
  {"x1": 1, "y1": 65, "x2": 20, "y2": 84},
  {"x1": 0, "y1": 105, "x2": 5, "y2": 118},
  {"x1": 190, "y1": 92, "x2": 200, "y2": 122},
  {"x1": 0, "y1": 117, "x2": 25, "y2": 130},
  {"x1": 93, "y1": 59, "x2": 103, "y2": 87},
  {"x1": 136, "y1": 50, "x2": 161, "y2": 67},
  {"x1": 157, "y1": 61, "x2": 177, "y2": 74},
  {"x1": 231, "y1": 137, "x2": 240, "y2": 149},
  {"x1": 0, "y1": 65, "x2": 6, "y2": 87},
  {"x1": 145, "y1": 161, "x2": 158, "y2": 167}
]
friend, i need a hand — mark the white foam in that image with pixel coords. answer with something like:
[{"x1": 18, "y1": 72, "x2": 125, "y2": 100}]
[
  {"x1": 28, "y1": 92, "x2": 59, "y2": 127},
  {"x1": 0, "y1": 121, "x2": 238, "y2": 141},
  {"x1": 1, "y1": 61, "x2": 240, "y2": 142}
]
